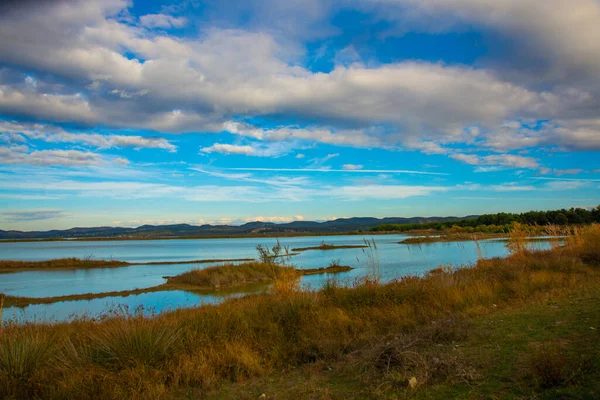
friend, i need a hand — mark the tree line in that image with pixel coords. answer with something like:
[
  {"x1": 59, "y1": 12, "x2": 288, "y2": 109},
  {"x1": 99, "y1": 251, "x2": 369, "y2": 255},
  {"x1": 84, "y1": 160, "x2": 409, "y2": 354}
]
[{"x1": 371, "y1": 206, "x2": 600, "y2": 233}]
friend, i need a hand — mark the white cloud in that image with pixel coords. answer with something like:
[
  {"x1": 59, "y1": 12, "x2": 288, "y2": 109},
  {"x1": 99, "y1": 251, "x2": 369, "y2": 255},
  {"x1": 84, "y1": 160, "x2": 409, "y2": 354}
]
[
  {"x1": 200, "y1": 143, "x2": 257, "y2": 156},
  {"x1": 139, "y1": 14, "x2": 187, "y2": 29},
  {"x1": 0, "y1": 146, "x2": 128, "y2": 167},
  {"x1": 244, "y1": 215, "x2": 305, "y2": 223},
  {"x1": 0, "y1": 121, "x2": 177, "y2": 152},
  {"x1": 338, "y1": 184, "x2": 448, "y2": 200},
  {"x1": 1, "y1": 209, "x2": 66, "y2": 222},
  {"x1": 0, "y1": 84, "x2": 97, "y2": 123},
  {"x1": 450, "y1": 153, "x2": 539, "y2": 170},
  {"x1": 0, "y1": 0, "x2": 559, "y2": 146},
  {"x1": 0, "y1": 0, "x2": 597, "y2": 158},
  {"x1": 200, "y1": 141, "x2": 298, "y2": 157},
  {"x1": 342, "y1": 164, "x2": 363, "y2": 170}
]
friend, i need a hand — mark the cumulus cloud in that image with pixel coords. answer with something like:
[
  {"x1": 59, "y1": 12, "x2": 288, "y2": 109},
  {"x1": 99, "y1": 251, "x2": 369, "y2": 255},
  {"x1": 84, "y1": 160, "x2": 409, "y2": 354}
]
[
  {"x1": 0, "y1": 146, "x2": 128, "y2": 167},
  {"x1": 201, "y1": 143, "x2": 256, "y2": 155},
  {"x1": 0, "y1": 0, "x2": 597, "y2": 160},
  {"x1": 0, "y1": 0, "x2": 563, "y2": 146},
  {"x1": 0, "y1": 84, "x2": 97, "y2": 123},
  {"x1": 360, "y1": 0, "x2": 600, "y2": 80},
  {"x1": 244, "y1": 215, "x2": 305, "y2": 223},
  {"x1": 199, "y1": 141, "x2": 298, "y2": 157}
]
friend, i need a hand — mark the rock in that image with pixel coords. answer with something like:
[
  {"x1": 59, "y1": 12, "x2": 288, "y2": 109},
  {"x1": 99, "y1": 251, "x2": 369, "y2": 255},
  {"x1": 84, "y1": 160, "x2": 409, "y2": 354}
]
[{"x1": 259, "y1": 394, "x2": 266, "y2": 399}]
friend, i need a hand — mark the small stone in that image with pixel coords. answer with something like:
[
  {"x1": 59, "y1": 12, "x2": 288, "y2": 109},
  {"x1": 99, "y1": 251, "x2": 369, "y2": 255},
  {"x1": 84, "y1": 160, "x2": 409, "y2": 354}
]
[
  {"x1": 590, "y1": 327, "x2": 596, "y2": 330},
  {"x1": 259, "y1": 394, "x2": 266, "y2": 399},
  {"x1": 408, "y1": 377, "x2": 418, "y2": 389}
]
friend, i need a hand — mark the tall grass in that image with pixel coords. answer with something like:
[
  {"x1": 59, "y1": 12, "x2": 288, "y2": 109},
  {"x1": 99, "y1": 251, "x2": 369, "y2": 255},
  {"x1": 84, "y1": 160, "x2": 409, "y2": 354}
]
[
  {"x1": 362, "y1": 237, "x2": 380, "y2": 283},
  {"x1": 90, "y1": 316, "x2": 182, "y2": 369},
  {"x1": 0, "y1": 293, "x2": 4, "y2": 326},
  {"x1": 0, "y1": 225, "x2": 599, "y2": 398}
]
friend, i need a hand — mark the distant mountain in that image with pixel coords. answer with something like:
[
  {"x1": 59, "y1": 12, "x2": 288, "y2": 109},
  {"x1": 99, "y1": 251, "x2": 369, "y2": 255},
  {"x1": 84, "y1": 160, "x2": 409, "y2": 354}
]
[{"x1": 0, "y1": 215, "x2": 477, "y2": 240}]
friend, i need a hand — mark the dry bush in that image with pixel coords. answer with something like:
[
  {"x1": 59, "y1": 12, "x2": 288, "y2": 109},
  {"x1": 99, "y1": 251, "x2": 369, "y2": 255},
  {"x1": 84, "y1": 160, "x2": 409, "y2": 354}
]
[
  {"x1": 90, "y1": 316, "x2": 182, "y2": 369},
  {"x1": 525, "y1": 341, "x2": 584, "y2": 389}
]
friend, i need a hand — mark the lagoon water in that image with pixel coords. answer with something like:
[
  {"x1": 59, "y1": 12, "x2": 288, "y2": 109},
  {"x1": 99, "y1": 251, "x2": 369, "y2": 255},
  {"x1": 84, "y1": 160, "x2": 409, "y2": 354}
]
[{"x1": 0, "y1": 234, "x2": 549, "y2": 324}]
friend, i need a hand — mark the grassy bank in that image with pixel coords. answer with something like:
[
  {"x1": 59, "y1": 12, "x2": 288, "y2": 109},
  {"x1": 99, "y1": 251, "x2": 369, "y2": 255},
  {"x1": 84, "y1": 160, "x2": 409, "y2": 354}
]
[
  {"x1": 1, "y1": 225, "x2": 599, "y2": 399},
  {"x1": 165, "y1": 262, "x2": 297, "y2": 290},
  {"x1": 398, "y1": 232, "x2": 505, "y2": 244},
  {"x1": 299, "y1": 265, "x2": 353, "y2": 275},
  {"x1": 0, "y1": 257, "x2": 255, "y2": 273},
  {"x1": 0, "y1": 258, "x2": 129, "y2": 273}
]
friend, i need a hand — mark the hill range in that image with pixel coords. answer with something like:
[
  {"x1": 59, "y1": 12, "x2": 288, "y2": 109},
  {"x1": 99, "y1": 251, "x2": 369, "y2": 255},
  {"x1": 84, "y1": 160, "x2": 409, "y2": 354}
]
[{"x1": 0, "y1": 216, "x2": 476, "y2": 240}]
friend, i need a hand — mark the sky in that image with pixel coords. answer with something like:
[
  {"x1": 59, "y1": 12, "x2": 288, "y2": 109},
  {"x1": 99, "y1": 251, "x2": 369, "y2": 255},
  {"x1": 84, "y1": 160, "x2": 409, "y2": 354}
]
[{"x1": 1, "y1": 0, "x2": 600, "y2": 230}]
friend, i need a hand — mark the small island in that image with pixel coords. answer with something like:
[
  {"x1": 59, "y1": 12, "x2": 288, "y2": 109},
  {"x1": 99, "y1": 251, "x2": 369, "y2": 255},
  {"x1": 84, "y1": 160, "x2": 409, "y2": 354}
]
[{"x1": 292, "y1": 241, "x2": 367, "y2": 251}]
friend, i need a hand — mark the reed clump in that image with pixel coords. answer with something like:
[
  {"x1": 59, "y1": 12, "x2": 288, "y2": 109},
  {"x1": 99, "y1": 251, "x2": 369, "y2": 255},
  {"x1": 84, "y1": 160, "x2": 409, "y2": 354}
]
[{"x1": 1, "y1": 225, "x2": 599, "y2": 399}]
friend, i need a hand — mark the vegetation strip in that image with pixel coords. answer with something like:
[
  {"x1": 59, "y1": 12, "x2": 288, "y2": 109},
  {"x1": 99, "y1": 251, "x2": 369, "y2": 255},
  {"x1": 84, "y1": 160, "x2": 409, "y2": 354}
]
[
  {"x1": 0, "y1": 257, "x2": 255, "y2": 273},
  {"x1": 399, "y1": 234, "x2": 564, "y2": 245},
  {"x1": 298, "y1": 265, "x2": 353, "y2": 275},
  {"x1": 291, "y1": 243, "x2": 367, "y2": 251},
  {"x1": 398, "y1": 233, "x2": 506, "y2": 244}
]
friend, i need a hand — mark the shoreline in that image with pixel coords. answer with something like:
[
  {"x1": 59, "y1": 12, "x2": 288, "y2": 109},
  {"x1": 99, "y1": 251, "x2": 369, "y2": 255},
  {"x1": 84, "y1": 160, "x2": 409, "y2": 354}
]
[{"x1": 0, "y1": 257, "x2": 255, "y2": 273}]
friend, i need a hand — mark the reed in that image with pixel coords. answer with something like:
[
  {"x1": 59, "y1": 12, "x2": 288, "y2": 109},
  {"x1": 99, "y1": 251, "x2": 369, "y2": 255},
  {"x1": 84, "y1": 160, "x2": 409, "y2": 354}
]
[{"x1": 0, "y1": 293, "x2": 4, "y2": 326}]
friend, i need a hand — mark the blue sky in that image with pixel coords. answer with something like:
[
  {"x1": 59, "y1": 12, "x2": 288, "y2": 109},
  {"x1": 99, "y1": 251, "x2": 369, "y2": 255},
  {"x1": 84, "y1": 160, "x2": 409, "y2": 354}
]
[{"x1": 1, "y1": 0, "x2": 599, "y2": 230}]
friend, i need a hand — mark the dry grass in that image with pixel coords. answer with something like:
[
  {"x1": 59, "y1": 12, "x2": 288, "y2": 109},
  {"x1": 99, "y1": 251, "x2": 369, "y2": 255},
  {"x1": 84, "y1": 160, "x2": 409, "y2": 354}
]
[
  {"x1": 524, "y1": 341, "x2": 588, "y2": 389},
  {"x1": 166, "y1": 261, "x2": 297, "y2": 289},
  {"x1": 1, "y1": 225, "x2": 599, "y2": 399},
  {"x1": 0, "y1": 257, "x2": 128, "y2": 273}
]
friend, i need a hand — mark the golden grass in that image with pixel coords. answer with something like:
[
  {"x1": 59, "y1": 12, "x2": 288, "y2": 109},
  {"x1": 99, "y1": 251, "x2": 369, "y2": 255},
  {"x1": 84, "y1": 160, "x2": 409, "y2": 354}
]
[
  {"x1": 1, "y1": 225, "x2": 599, "y2": 399},
  {"x1": 166, "y1": 261, "x2": 297, "y2": 289}
]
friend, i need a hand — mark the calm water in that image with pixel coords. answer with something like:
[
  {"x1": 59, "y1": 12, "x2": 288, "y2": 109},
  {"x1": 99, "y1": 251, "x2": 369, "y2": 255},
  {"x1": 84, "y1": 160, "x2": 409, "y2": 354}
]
[{"x1": 0, "y1": 235, "x2": 550, "y2": 324}]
